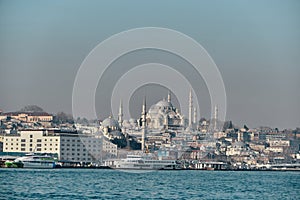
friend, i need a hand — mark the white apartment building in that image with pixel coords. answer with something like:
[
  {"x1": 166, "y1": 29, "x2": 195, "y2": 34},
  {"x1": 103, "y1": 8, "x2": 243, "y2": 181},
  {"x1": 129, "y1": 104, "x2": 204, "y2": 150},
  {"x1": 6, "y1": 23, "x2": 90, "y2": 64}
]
[{"x1": 3, "y1": 129, "x2": 117, "y2": 163}]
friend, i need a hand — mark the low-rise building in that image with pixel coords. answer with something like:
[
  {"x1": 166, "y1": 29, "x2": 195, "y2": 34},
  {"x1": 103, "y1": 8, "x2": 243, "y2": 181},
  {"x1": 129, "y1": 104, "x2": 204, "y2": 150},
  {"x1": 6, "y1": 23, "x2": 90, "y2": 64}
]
[
  {"x1": 2, "y1": 112, "x2": 53, "y2": 127},
  {"x1": 269, "y1": 140, "x2": 290, "y2": 147}
]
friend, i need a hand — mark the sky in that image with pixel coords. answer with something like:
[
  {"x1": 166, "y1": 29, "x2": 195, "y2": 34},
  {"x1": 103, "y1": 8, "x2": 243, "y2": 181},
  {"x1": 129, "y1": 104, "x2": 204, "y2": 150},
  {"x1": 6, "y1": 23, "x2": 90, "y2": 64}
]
[{"x1": 0, "y1": 0, "x2": 299, "y2": 129}]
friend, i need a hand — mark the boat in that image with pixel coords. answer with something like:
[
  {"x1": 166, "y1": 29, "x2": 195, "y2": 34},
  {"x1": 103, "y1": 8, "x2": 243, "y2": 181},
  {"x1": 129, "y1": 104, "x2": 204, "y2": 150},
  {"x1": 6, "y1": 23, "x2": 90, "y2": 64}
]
[
  {"x1": 13, "y1": 154, "x2": 56, "y2": 169},
  {"x1": 114, "y1": 154, "x2": 180, "y2": 170},
  {"x1": 2, "y1": 156, "x2": 23, "y2": 168}
]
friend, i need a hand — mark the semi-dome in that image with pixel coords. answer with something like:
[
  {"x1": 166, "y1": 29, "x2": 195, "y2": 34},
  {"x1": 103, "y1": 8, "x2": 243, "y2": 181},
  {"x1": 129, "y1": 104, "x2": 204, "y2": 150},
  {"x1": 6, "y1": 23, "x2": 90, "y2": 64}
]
[{"x1": 129, "y1": 118, "x2": 136, "y2": 124}]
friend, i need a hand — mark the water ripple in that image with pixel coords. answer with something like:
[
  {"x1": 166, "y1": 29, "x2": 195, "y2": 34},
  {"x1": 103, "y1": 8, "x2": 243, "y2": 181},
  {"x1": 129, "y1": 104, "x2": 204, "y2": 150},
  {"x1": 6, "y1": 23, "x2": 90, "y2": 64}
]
[{"x1": 0, "y1": 169, "x2": 299, "y2": 199}]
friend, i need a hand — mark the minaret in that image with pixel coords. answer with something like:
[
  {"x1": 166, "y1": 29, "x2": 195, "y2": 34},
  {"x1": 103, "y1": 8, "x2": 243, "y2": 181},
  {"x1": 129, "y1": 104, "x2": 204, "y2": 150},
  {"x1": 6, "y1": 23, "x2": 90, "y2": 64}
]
[
  {"x1": 213, "y1": 105, "x2": 218, "y2": 131},
  {"x1": 118, "y1": 99, "x2": 123, "y2": 127},
  {"x1": 141, "y1": 97, "x2": 147, "y2": 151},
  {"x1": 188, "y1": 89, "x2": 193, "y2": 127},
  {"x1": 167, "y1": 90, "x2": 171, "y2": 103},
  {"x1": 193, "y1": 107, "x2": 197, "y2": 125}
]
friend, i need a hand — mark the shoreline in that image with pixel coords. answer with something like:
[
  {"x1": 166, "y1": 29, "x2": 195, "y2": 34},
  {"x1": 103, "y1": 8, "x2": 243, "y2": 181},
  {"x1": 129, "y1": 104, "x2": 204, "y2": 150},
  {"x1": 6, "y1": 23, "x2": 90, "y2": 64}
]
[{"x1": 1, "y1": 165, "x2": 300, "y2": 171}]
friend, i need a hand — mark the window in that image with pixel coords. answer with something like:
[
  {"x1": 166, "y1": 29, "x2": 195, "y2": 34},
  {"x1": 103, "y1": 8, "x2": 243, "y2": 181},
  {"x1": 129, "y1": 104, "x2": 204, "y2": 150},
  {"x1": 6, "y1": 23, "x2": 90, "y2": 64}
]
[
  {"x1": 30, "y1": 144, "x2": 32, "y2": 147},
  {"x1": 30, "y1": 135, "x2": 33, "y2": 138},
  {"x1": 21, "y1": 143, "x2": 26, "y2": 147},
  {"x1": 45, "y1": 139, "x2": 47, "y2": 141},
  {"x1": 37, "y1": 144, "x2": 41, "y2": 147},
  {"x1": 44, "y1": 148, "x2": 47, "y2": 150},
  {"x1": 29, "y1": 139, "x2": 32, "y2": 142},
  {"x1": 55, "y1": 139, "x2": 58, "y2": 141},
  {"x1": 50, "y1": 148, "x2": 52, "y2": 150},
  {"x1": 11, "y1": 139, "x2": 13, "y2": 141},
  {"x1": 21, "y1": 139, "x2": 26, "y2": 142},
  {"x1": 36, "y1": 148, "x2": 41, "y2": 151},
  {"x1": 37, "y1": 139, "x2": 42, "y2": 142},
  {"x1": 21, "y1": 148, "x2": 25, "y2": 151},
  {"x1": 29, "y1": 148, "x2": 32, "y2": 151}
]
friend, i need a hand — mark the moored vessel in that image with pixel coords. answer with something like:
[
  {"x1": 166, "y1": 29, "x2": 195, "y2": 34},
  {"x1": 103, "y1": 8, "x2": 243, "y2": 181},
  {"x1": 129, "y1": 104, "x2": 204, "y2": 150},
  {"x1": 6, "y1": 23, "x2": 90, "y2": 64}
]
[
  {"x1": 13, "y1": 154, "x2": 56, "y2": 169},
  {"x1": 113, "y1": 154, "x2": 180, "y2": 170}
]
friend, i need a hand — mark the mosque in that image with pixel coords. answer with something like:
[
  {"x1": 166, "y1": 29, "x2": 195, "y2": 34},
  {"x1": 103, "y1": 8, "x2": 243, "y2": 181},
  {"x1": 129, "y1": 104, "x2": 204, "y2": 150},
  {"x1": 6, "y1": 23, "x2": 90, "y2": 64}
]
[
  {"x1": 100, "y1": 90, "x2": 200, "y2": 150},
  {"x1": 146, "y1": 92, "x2": 185, "y2": 130},
  {"x1": 100, "y1": 115, "x2": 124, "y2": 140}
]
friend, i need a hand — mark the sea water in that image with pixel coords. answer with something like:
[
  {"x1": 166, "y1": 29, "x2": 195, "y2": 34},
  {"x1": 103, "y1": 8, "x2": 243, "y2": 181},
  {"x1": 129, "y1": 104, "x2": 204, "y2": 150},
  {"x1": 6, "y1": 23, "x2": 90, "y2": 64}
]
[{"x1": 0, "y1": 169, "x2": 299, "y2": 199}]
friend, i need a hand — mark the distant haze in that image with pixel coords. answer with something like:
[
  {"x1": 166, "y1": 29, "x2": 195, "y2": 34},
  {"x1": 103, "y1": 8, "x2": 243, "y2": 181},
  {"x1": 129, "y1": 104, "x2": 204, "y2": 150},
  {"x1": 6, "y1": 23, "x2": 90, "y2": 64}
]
[{"x1": 0, "y1": 1, "x2": 299, "y2": 129}]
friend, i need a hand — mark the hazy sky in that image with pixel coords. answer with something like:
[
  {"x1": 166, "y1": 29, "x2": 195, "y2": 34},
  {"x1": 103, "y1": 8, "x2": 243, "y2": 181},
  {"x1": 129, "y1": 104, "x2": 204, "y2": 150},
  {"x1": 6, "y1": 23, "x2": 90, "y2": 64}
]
[{"x1": 0, "y1": 0, "x2": 299, "y2": 129}]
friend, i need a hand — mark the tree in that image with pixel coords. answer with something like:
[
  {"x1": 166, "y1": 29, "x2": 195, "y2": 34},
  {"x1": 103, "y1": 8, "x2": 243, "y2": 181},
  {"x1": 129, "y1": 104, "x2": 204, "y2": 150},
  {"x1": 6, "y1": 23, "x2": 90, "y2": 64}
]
[
  {"x1": 20, "y1": 105, "x2": 44, "y2": 112},
  {"x1": 76, "y1": 117, "x2": 89, "y2": 125},
  {"x1": 53, "y1": 112, "x2": 74, "y2": 124}
]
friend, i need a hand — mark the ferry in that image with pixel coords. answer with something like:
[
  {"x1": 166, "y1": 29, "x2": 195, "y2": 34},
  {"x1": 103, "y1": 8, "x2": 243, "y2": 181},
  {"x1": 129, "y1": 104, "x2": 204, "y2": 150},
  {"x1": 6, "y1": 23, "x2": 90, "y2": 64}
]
[
  {"x1": 13, "y1": 154, "x2": 56, "y2": 169},
  {"x1": 114, "y1": 154, "x2": 180, "y2": 170}
]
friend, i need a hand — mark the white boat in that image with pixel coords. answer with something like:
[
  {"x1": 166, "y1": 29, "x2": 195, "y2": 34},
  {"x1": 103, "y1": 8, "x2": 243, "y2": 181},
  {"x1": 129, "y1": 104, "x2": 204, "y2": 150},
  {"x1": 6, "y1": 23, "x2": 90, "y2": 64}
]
[
  {"x1": 114, "y1": 154, "x2": 180, "y2": 170},
  {"x1": 13, "y1": 154, "x2": 56, "y2": 169}
]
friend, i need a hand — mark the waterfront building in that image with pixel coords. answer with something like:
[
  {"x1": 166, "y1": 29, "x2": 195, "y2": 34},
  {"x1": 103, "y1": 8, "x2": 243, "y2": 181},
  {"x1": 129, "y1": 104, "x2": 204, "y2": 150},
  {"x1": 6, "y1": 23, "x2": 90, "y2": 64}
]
[{"x1": 3, "y1": 129, "x2": 117, "y2": 163}]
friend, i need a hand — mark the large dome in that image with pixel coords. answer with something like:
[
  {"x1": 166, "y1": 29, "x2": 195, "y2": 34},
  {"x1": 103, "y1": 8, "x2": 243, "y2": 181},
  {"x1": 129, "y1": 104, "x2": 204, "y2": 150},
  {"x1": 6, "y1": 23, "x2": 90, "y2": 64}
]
[
  {"x1": 102, "y1": 116, "x2": 119, "y2": 128},
  {"x1": 148, "y1": 100, "x2": 174, "y2": 114},
  {"x1": 156, "y1": 100, "x2": 173, "y2": 108}
]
